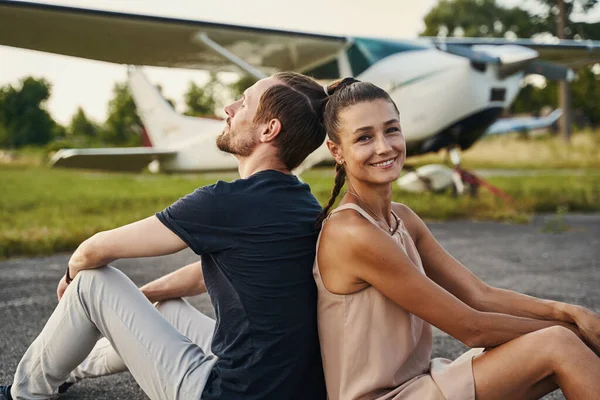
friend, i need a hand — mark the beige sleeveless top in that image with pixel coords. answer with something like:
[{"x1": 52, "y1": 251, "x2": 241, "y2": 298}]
[{"x1": 313, "y1": 203, "x2": 481, "y2": 400}]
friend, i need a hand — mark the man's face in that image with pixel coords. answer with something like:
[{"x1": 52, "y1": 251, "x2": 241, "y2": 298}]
[{"x1": 217, "y1": 77, "x2": 280, "y2": 156}]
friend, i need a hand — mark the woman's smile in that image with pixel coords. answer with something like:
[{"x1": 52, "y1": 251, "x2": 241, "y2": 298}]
[{"x1": 370, "y1": 156, "x2": 398, "y2": 169}]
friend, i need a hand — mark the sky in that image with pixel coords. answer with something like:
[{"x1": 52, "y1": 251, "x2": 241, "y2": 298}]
[{"x1": 1, "y1": 0, "x2": 599, "y2": 125}]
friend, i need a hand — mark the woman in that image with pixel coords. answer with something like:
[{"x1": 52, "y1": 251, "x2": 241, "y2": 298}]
[{"x1": 313, "y1": 78, "x2": 600, "y2": 400}]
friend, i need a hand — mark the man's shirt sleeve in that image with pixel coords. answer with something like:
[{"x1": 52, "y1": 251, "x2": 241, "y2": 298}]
[{"x1": 156, "y1": 186, "x2": 234, "y2": 255}]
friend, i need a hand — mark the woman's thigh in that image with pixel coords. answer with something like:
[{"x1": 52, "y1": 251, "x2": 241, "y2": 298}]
[{"x1": 471, "y1": 327, "x2": 566, "y2": 400}]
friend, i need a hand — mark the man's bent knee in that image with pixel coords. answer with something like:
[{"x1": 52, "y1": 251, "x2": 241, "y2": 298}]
[
  {"x1": 73, "y1": 266, "x2": 137, "y2": 304},
  {"x1": 74, "y1": 265, "x2": 122, "y2": 283}
]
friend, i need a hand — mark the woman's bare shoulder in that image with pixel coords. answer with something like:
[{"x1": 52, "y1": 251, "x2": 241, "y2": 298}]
[
  {"x1": 391, "y1": 202, "x2": 420, "y2": 224},
  {"x1": 322, "y1": 206, "x2": 376, "y2": 239},
  {"x1": 320, "y1": 205, "x2": 385, "y2": 255},
  {"x1": 391, "y1": 202, "x2": 423, "y2": 239}
]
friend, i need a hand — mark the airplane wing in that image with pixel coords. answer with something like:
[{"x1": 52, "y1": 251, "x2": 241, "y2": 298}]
[
  {"x1": 426, "y1": 37, "x2": 600, "y2": 68},
  {"x1": 0, "y1": 0, "x2": 347, "y2": 73},
  {"x1": 485, "y1": 109, "x2": 562, "y2": 136},
  {"x1": 50, "y1": 147, "x2": 177, "y2": 171}
]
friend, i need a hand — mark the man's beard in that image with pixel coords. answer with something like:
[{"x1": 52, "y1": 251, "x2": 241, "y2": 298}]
[{"x1": 216, "y1": 126, "x2": 258, "y2": 157}]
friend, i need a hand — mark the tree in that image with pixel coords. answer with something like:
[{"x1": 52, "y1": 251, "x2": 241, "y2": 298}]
[
  {"x1": 421, "y1": 0, "x2": 545, "y2": 38},
  {"x1": 569, "y1": 67, "x2": 600, "y2": 125},
  {"x1": 533, "y1": 0, "x2": 598, "y2": 38},
  {"x1": 510, "y1": 68, "x2": 600, "y2": 126},
  {"x1": 68, "y1": 107, "x2": 98, "y2": 138},
  {"x1": 421, "y1": 0, "x2": 599, "y2": 39},
  {"x1": 228, "y1": 75, "x2": 258, "y2": 99},
  {"x1": 102, "y1": 81, "x2": 142, "y2": 146},
  {"x1": 0, "y1": 77, "x2": 60, "y2": 148},
  {"x1": 184, "y1": 72, "x2": 223, "y2": 117}
]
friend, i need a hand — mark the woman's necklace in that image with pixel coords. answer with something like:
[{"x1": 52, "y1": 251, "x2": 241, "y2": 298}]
[{"x1": 346, "y1": 188, "x2": 399, "y2": 235}]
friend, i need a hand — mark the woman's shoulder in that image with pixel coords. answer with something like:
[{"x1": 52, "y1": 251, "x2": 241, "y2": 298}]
[
  {"x1": 391, "y1": 202, "x2": 422, "y2": 239},
  {"x1": 391, "y1": 202, "x2": 418, "y2": 223},
  {"x1": 323, "y1": 204, "x2": 377, "y2": 236},
  {"x1": 320, "y1": 204, "x2": 387, "y2": 250}
]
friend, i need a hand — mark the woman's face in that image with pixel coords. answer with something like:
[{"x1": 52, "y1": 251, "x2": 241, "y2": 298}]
[{"x1": 330, "y1": 99, "x2": 405, "y2": 186}]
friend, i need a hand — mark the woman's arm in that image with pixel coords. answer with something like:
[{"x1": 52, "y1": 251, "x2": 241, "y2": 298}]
[
  {"x1": 140, "y1": 261, "x2": 206, "y2": 303},
  {"x1": 323, "y1": 212, "x2": 576, "y2": 349},
  {"x1": 396, "y1": 204, "x2": 579, "y2": 326}
]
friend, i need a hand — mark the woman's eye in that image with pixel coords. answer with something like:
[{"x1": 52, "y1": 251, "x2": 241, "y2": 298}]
[
  {"x1": 386, "y1": 127, "x2": 400, "y2": 134},
  {"x1": 357, "y1": 135, "x2": 371, "y2": 142}
]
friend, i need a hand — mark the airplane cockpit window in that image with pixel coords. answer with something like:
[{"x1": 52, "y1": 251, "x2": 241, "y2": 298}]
[
  {"x1": 306, "y1": 38, "x2": 430, "y2": 79},
  {"x1": 306, "y1": 58, "x2": 340, "y2": 80},
  {"x1": 354, "y1": 38, "x2": 429, "y2": 65}
]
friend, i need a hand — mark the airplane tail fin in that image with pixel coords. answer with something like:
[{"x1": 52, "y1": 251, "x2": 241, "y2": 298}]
[{"x1": 127, "y1": 67, "x2": 224, "y2": 149}]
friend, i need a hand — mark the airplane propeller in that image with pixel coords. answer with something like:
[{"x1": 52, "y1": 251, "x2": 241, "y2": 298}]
[{"x1": 524, "y1": 60, "x2": 575, "y2": 81}]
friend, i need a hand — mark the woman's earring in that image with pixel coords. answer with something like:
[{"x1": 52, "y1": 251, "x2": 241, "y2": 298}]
[{"x1": 338, "y1": 159, "x2": 344, "y2": 164}]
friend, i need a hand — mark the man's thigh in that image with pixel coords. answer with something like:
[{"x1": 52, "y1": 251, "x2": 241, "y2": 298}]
[
  {"x1": 155, "y1": 298, "x2": 216, "y2": 355},
  {"x1": 76, "y1": 267, "x2": 217, "y2": 399}
]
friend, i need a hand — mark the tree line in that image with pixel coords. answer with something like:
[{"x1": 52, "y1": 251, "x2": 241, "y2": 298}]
[{"x1": 0, "y1": 73, "x2": 255, "y2": 150}]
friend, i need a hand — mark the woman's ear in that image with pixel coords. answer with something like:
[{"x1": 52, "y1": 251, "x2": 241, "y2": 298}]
[
  {"x1": 260, "y1": 118, "x2": 282, "y2": 143},
  {"x1": 326, "y1": 139, "x2": 343, "y2": 164}
]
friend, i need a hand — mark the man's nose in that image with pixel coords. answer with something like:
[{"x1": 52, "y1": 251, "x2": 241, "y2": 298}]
[
  {"x1": 224, "y1": 99, "x2": 241, "y2": 118},
  {"x1": 224, "y1": 104, "x2": 235, "y2": 118}
]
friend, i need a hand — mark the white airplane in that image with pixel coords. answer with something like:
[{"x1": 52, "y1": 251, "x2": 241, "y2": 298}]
[{"x1": 1, "y1": 0, "x2": 599, "y2": 178}]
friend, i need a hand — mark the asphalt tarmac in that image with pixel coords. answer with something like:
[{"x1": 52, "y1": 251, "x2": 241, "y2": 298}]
[{"x1": 1, "y1": 214, "x2": 599, "y2": 400}]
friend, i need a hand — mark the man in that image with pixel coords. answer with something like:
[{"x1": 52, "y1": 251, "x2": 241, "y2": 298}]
[{"x1": 1, "y1": 72, "x2": 328, "y2": 400}]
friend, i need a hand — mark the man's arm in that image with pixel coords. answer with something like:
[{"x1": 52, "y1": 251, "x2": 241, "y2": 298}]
[
  {"x1": 68, "y1": 216, "x2": 188, "y2": 278},
  {"x1": 140, "y1": 261, "x2": 206, "y2": 303}
]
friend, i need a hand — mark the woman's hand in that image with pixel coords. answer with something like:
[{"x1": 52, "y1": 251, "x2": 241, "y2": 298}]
[{"x1": 572, "y1": 306, "x2": 600, "y2": 356}]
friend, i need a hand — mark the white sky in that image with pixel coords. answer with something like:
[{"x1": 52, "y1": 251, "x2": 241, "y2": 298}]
[{"x1": 1, "y1": 0, "x2": 599, "y2": 125}]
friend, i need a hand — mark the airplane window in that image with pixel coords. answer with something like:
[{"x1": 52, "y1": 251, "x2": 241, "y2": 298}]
[
  {"x1": 306, "y1": 38, "x2": 429, "y2": 79},
  {"x1": 347, "y1": 44, "x2": 371, "y2": 76},
  {"x1": 354, "y1": 38, "x2": 430, "y2": 65},
  {"x1": 306, "y1": 58, "x2": 340, "y2": 80}
]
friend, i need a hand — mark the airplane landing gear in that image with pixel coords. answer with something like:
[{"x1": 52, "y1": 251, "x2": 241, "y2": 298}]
[
  {"x1": 396, "y1": 147, "x2": 513, "y2": 202},
  {"x1": 448, "y1": 146, "x2": 513, "y2": 202},
  {"x1": 448, "y1": 147, "x2": 469, "y2": 196}
]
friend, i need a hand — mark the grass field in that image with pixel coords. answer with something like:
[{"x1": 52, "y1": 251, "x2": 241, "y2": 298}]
[
  {"x1": 411, "y1": 130, "x2": 600, "y2": 169},
  {"x1": 1, "y1": 161, "x2": 600, "y2": 258}
]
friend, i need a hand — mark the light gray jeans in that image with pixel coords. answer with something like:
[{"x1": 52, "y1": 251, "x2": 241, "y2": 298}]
[{"x1": 10, "y1": 266, "x2": 217, "y2": 400}]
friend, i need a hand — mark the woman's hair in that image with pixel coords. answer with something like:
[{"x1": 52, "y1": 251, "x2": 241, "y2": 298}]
[
  {"x1": 315, "y1": 78, "x2": 399, "y2": 228},
  {"x1": 253, "y1": 72, "x2": 328, "y2": 170}
]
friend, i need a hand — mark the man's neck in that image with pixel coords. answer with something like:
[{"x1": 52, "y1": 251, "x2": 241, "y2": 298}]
[{"x1": 237, "y1": 153, "x2": 290, "y2": 179}]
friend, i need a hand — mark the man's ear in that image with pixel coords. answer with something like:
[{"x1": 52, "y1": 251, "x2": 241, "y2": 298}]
[
  {"x1": 326, "y1": 139, "x2": 343, "y2": 163},
  {"x1": 260, "y1": 118, "x2": 282, "y2": 143}
]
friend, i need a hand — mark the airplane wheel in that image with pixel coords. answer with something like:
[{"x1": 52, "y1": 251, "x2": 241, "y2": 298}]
[
  {"x1": 451, "y1": 182, "x2": 459, "y2": 198},
  {"x1": 469, "y1": 183, "x2": 479, "y2": 198}
]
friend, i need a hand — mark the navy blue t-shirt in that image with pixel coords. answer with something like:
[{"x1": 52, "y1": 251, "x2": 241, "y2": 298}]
[{"x1": 156, "y1": 170, "x2": 326, "y2": 400}]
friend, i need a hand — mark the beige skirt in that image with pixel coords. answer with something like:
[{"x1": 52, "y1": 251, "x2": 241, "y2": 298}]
[{"x1": 382, "y1": 348, "x2": 485, "y2": 400}]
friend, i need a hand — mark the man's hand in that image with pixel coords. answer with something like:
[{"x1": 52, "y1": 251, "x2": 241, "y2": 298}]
[
  {"x1": 138, "y1": 261, "x2": 206, "y2": 304},
  {"x1": 57, "y1": 274, "x2": 69, "y2": 301}
]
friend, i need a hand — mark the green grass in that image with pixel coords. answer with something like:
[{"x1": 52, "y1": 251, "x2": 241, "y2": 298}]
[
  {"x1": 410, "y1": 130, "x2": 600, "y2": 169},
  {"x1": 2, "y1": 164, "x2": 599, "y2": 259}
]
